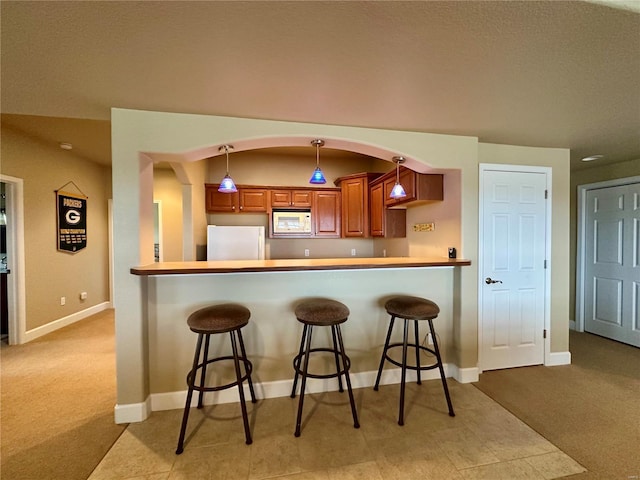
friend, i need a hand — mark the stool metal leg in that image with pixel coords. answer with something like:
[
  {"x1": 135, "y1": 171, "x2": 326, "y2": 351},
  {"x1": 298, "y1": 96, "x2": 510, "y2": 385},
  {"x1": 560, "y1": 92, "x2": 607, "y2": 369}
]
[
  {"x1": 429, "y1": 319, "x2": 455, "y2": 417},
  {"x1": 197, "y1": 334, "x2": 211, "y2": 408},
  {"x1": 414, "y1": 320, "x2": 422, "y2": 385},
  {"x1": 176, "y1": 333, "x2": 203, "y2": 454},
  {"x1": 230, "y1": 329, "x2": 253, "y2": 444},
  {"x1": 399, "y1": 318, "x2": 409, "y2": 426},
  {"x1": 294, "y1": 325, "x2": 314, "y2": 437},
  {"x1": 331, "y1": 325, "x2": 344, "y2": 393},
  {"x1": 335, "y1": 325, "x2": 360, "y2": 429},
  {"x1": 291, "y1": 324, "x2": 308, "y2": 398},
  {"x1": 237, "y1": 329, "x2": 257, "y2": 403},
  {"x1": 374, "y1": 316, "x2": 396, "y2": 390}
]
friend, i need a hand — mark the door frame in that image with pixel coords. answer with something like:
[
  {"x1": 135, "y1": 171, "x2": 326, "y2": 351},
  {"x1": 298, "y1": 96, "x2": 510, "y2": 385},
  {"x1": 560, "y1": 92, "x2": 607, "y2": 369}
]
[
  {"x1": 0, "y1": 174, "x2": 26, "y2": 345},
  {"x1": 478, "y1": 163, "x2": 552, "y2": 372},
  {"x1": 575, "y1": 175, "x2": 640, "y2": 333}
]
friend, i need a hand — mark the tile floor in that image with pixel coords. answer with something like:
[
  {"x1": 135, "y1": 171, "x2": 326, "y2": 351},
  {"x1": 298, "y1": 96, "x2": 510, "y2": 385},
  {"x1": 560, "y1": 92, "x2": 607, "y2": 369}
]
[{"x1": 89, "y1": 381, "x2": 585, "y2": 480}]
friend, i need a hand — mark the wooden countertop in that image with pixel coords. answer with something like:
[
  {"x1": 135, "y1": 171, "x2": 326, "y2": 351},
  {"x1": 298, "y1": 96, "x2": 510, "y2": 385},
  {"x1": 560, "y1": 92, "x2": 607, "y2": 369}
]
[{"x1": 130, "y1": 257, "x2": 471, "y2": 276}]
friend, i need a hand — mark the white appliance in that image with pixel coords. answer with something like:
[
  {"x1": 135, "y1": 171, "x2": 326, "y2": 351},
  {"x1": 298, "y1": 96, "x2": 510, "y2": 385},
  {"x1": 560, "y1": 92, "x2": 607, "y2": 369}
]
[
  {"x1": 272, "y1": 210, "x2": 312, "y2": 234},
  {"x1": 207, "y1": 225, "x2": 265, "y2": 261}
]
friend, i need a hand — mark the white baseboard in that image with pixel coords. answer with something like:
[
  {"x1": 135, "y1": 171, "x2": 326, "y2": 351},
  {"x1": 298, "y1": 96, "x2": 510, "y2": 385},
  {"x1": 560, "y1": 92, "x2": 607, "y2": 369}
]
[
  {"x1": 569, "y1": 319, "x2": 576, "y2": 331},
  {"x1": 114, "y1": 398, "x2": 151, "y2": 424},
  {"x1": 144, "y1": 363, "x2": 469, "y2": 414},
  {"x1": 23, "y1": 301, "x2": 111, "y2": 343},
  {"x1": 545, "y1": 351, "x2": 571, "y2": 366},
  {"x1": 450, "y1": 365, "x2": 479, "y2": 383}
]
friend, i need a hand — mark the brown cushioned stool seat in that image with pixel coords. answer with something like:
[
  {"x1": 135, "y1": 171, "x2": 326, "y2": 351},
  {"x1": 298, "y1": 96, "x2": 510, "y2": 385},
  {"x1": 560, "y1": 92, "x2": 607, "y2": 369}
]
[
  {"x1": 374, "y1": 295, "x2": 455, "y2": 425},
  {"x1": 290, "y1": 298, "x2": 360, "y2": 436},
  {"x1": 176, "y1": 303, "x2": 256, "y2": 454}
]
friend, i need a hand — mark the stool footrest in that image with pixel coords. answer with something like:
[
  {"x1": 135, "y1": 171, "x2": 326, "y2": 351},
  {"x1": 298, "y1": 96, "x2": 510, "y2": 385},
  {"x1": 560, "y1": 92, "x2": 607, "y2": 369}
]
[
  {"x1": 292, "y1": 347, "x2": 351, "y2": 379},
  {"x1": 186, "y1": 355, "x2": 253, "y2": 393},
  {"x1": 383, "y1": 343, "x2": 440, "y2": 371}
]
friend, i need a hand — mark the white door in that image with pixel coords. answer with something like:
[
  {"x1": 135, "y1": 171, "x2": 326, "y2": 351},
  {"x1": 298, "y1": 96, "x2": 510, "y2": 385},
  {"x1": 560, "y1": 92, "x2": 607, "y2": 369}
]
[
  {"x1": 480, "y1": 167, "x2": 548, "y2": 371},
  {"x1": 584, "y1": 182, "x2": 640, "y2": 347}
]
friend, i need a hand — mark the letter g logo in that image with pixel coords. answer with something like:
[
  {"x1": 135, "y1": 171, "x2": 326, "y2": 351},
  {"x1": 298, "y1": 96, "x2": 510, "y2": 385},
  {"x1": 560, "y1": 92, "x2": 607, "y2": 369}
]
[{"x1": 66, "y1": 209, "x2": 81, "y2": 225}]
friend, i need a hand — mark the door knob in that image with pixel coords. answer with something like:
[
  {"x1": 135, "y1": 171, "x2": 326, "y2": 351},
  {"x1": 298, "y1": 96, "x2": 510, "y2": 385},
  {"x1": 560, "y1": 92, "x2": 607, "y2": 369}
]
[{"x1": 485, "y1": 277, "x2": 503, "y2": 284}]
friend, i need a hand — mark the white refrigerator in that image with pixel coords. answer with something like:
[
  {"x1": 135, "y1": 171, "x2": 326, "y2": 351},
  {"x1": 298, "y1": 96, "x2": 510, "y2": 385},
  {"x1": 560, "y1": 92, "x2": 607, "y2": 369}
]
[{"x1": 206, "y1": 225, "x2": 265, "y2": 261}]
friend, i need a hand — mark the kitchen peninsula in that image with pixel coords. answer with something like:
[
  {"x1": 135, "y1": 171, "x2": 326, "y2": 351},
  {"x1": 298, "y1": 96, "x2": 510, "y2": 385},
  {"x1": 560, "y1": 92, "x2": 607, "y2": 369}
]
[{"x1": 130, "y1": 256, "x2": 471, "y2": 413}]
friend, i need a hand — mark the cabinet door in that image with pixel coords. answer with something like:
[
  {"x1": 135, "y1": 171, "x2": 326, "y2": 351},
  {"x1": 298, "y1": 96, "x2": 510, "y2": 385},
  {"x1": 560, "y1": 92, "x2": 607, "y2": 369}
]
[
  {"x1": 342, "y1": 177, "x2": 368, "y2": 237},
  {"x1": 270, "y1": 190, "x2": 292, "y2": 208},
  {"x1": 369, "y1": 182, "x2": 384, "y2": 237},
  {"x1": 384, "y1": 168, "x2": 416, "y2": 207},
  {"x1": 313, "y1": 191, "x2": 341, "y2": 237},
  {"x1": 206, "y1": 185, "x2": 239, "y2": 212},
  {"x1": 239, "y1": 188, "x2": 268, "y2": 212},
  {"x1": 370, "y1": 182, "x2": 406, "y2": 238},
  {"x1": 384, "y1": 169, "x2": 443, "y2": 207},
  {"x1": 291, "y1": 190, "x2": 312, "y2": 208}
]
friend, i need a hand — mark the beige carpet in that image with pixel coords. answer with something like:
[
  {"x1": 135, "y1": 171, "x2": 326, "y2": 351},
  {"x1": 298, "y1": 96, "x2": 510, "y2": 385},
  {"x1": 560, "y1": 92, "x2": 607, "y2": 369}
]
[
  {"x1": 1, "y1": 310, "x2": 126, "y2": 480},
  {"x1": 3, "y1": 311, "x2": 638, "y2": 480},
  {"x1": 473, "y1": 330, "x2": 640, "y2": 480}
]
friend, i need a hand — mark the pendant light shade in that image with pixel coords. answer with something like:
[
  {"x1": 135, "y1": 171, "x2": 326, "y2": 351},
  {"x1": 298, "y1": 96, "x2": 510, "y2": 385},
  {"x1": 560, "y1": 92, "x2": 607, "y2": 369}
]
[
  {"x1": 309, "y1": 139, "x2": 327, "y2": 184},
  {"x1": 218, "y1": 145, "x2": 238, "y2": 193},
  {"x1": 390, "y1": 156, "x2": 407, "y2": 199}
]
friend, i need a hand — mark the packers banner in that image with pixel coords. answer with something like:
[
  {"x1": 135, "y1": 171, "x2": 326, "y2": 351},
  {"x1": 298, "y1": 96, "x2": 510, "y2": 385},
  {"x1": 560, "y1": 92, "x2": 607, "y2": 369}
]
[{"x1": 57, "y1": 190, "x2": 87, "y2": 253}]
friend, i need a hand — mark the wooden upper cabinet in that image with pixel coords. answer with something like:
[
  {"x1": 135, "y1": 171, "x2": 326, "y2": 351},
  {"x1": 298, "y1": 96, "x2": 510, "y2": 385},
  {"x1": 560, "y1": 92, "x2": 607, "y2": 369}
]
[
  {"x1": 291, "y1": 190, "x2": 312, "y2": 208},
  {"x1": 239, "y1": 188, "x2": 268, "y2": 212},
  {"x1": 206, "y1": 184, "x2": 239, "y2": 212},
  {"x1": 205, "y1": 184, "x2": 267, "y2": 213},
  {"x1": 335, "y1": 172, "x2": 382, "y2": 238},
  {"x1": 369, "y1": 182, "x2": 384, "y2": 237},
  {"x1": 369, "y1": 181, "x2": 406, "y2": 238},
  {"x1": 383, "y1": 167, "x2": 443, "y2": 207},
  {"x1": 312, "y1": 190, "x2": 341, "y2": 237},
  {"x1": 270, "y1": 189, "x2": 312, "y2": 209}
]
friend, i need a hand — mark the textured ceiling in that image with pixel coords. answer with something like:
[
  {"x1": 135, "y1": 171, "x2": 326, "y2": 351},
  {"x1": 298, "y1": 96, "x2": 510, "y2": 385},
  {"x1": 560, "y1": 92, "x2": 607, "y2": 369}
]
[{"x1": 1, "y1": 1, "x2": 639, "y2": 170}]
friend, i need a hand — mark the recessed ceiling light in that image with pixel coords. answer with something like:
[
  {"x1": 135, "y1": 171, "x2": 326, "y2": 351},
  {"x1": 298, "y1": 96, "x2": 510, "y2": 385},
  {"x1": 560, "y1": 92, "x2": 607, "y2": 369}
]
[
  {"x1": 581, "y1": 154, "x2": 603, "y2": 162},
  {"x1": 59, "y1": 142, "x2": 73, "y2": 150}
]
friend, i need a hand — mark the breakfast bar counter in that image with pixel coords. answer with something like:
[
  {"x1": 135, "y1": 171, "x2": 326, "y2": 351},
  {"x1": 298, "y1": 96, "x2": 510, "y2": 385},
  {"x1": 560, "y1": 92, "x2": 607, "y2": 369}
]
[
  {"x1": 129, "y1": 257, "x2": 472, "y2": 416},
  {"x1": 130, "y1": 256, "x2": 471, "y2": 276}
]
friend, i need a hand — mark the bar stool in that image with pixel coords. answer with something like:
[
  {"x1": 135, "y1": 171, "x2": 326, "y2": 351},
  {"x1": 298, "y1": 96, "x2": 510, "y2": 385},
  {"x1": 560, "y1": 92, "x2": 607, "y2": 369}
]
[
  {"x1": 176, "y1": 303, "x2": 256, "y2": 454},
  {"x1": 290, "y1": 298, "x2": 360, "y2": 437},
  {"x1": 374, "y1": 295, "x2": 455, "y2": 425}
]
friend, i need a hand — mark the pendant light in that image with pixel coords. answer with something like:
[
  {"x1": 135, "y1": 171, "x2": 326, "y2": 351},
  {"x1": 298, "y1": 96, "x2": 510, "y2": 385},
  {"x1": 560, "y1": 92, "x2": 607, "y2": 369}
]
[
  {"x1": 390, "y1": 156, "x2": 407, "y2": 199},
  {"x1": 309, "y1": 139, "x2": 327, "y2": 184},
  {"x1": 217, "y1": 144, "x2": 237, "y2": 193}
]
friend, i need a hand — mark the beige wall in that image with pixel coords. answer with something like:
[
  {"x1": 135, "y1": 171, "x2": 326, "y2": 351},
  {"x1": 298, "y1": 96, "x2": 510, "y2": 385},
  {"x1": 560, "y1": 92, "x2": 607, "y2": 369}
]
[
  {"x1": 569, "y1": 158, "x2": 640, "y2": 321},
  {"x1": 0, "y1": 124, "x2": 111, "y2": 331},
  {"x1": 153, "y1": 168, "x2": 183, "y2": 262}
]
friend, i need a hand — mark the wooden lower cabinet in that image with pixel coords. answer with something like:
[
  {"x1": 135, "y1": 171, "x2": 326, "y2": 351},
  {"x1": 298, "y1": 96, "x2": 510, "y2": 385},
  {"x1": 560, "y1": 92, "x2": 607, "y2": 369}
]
[
  {"x1": 370, "y1": 182, "x2": 406, "y2": 238},
  {"x1": 312, "y1": 190, "x2": 341, "y2": 237}
]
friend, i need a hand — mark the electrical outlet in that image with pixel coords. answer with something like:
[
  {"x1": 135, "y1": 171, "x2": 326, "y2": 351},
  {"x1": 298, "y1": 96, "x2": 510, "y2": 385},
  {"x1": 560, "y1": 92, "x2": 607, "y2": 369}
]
[
  {"x1": 60, "y1": 296, "x2": 66, "y2": 306},
  {"x1": 351, "y1": 248, "x2": 356, "y2": 256},
  {"x1": 304, "y1": 249, "x2": 309, "y2": 257},
  {"x1": 80, "y1": 292, "x2": 87, "y2": 300},
  {"x1": 413, "y1": 222, "x2": 435, "y2": 232}
]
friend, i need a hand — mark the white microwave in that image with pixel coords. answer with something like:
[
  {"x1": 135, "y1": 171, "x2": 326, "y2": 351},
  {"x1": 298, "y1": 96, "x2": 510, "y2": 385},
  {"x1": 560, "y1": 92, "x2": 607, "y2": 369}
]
[{"x1": 272, "y1": 210, "x2": 312, "y2": 235}]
